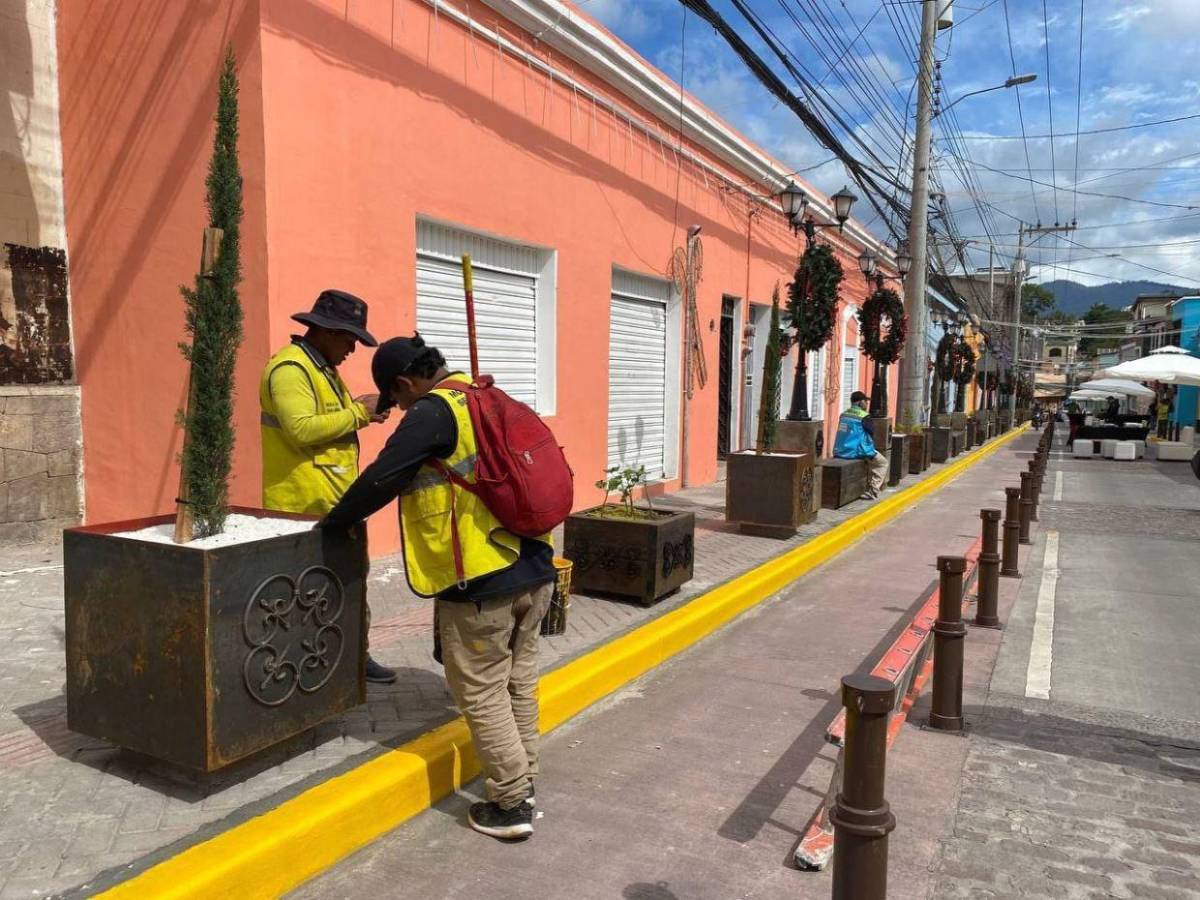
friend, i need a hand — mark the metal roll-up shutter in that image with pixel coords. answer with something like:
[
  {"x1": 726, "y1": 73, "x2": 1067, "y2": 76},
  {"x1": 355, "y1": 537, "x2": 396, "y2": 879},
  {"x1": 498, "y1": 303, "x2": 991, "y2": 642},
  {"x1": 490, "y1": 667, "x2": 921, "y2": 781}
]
[
  {"x1": 609, "y1": 271, "x2": 670, "y2": 478},
  {"x1": 415, "y1": 221, "x2": 539, "y2": 408}
]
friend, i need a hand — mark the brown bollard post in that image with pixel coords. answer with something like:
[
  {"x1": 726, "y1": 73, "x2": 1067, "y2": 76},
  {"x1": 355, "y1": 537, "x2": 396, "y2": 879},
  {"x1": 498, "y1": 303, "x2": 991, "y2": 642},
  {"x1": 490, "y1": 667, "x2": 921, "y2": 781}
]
[
  {"x1": 929, "y1": 556, "x2": 967, "y2": 731},
  {"x1": 1002, "y1": 487, "x2": 1021, "y2": 577},
  {"x1": 976, "y1": 510, "x2": 1002, "y2": 627},
  {"x1": 830, "y1": 673, "x2": 897, "y2": 900},
  {"x1": 1018, "y1": 472, "x2": 1033, "y2": 545},
  {"x1": 1027, "y1": 460, "x2": 1041, "y2": 522}
]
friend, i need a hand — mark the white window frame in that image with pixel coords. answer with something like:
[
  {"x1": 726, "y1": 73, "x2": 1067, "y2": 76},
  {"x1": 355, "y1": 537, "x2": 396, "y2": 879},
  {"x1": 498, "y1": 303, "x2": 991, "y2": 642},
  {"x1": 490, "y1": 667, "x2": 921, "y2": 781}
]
[{"x1": 415, "y1": 217, "x2": 557, "y2": 414}]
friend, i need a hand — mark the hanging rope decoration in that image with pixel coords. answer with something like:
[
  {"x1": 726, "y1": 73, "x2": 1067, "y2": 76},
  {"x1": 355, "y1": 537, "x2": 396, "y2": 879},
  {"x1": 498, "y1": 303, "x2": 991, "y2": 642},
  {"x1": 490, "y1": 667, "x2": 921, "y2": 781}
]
[
  {"x1": 858, "y1": 285, "x2": 907, "y2": 366},
  {"x1": 935, "y1": 330, "x2": 957, "y2": 383},
  {"x1": 955, "y1": 336, "x2": 976, "y2": 383},
  {"x1": 785, "y1": 243, "x2": 843, "y2": 357}
]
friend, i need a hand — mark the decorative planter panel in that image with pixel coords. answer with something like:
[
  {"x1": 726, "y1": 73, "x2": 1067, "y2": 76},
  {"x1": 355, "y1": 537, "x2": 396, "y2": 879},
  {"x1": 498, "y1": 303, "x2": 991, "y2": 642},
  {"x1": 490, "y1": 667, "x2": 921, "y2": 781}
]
[
  {"x1": 819, "y1": 458, "x2": 867, "y2": 509},
  {"x1": 930, "y1": 426, "x2": 952, "y2": 463},
  {"x1": 563, "y1": 508, "x2": 695, "y2": 605},
  {"x1": 907, "y1": 433, "x2": 929, "y2": 474},
  {"x1": 725, "y1": 451, "x2": 816, "y2": 538},
  {"x1": 889, "y1": 434, "x2": 909, "y2": 486},
  {"x1": 776, "y1": 420, "x2": 824, "y2": 459},
  {"x1": 64, "y1": 509, "x2": 367, "y2": 772}
]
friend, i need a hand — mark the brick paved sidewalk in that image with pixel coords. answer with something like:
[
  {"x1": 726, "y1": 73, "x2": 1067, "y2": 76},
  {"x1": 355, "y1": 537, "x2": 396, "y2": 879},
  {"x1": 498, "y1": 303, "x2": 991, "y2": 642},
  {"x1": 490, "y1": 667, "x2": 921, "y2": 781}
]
[{"x1": 0, "y1": 449, "x2": 970, "y2": 898}]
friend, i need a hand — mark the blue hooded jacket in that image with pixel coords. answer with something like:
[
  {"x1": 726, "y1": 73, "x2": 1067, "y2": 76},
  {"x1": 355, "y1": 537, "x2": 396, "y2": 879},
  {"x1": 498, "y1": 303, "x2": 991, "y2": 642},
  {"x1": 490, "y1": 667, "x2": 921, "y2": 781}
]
[{"x1": 833, "y1": 406, "x2": 876, "y2": 459}]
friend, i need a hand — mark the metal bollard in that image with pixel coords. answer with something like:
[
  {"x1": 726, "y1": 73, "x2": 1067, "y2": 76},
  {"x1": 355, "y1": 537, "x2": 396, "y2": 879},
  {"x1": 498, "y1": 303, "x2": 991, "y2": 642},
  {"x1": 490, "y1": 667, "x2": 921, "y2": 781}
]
[
  {"x1": 830, "y1": 673, "x2": 897, "y2": 900},
  {"x1": 1018, "y1": 472, "x2": 1033, "y2": 545},
  {"x1": 929, "y1": 556, "x2": 967, "y2": 732},
  {"x1": 1027, "y1": 460, "x2": 1041, "y2": 521},
  {"x1": 976, "y1": 509, "x2": 1001, "y2": 627},
  {"x1": 1002, "y1": 487, "x2": 1021, "y2": 577}
]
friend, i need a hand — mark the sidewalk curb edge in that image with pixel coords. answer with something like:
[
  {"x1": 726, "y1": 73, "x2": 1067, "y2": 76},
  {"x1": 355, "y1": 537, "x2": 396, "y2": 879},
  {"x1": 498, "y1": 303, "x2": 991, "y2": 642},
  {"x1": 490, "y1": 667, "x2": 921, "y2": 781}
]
[{"x1": 94, "y1": 424, "x2": 1029, "y2": 900}]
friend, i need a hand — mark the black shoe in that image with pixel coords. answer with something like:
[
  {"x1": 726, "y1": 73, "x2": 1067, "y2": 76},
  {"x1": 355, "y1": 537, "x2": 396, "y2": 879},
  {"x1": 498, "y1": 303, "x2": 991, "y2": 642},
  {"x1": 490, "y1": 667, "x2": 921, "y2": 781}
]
[
  {"x1": 365, "y1": 657, "x2": 397, "y2": 684},
  {"x1": 468, "y1": 801, "x2": 533, "y2": 840}
]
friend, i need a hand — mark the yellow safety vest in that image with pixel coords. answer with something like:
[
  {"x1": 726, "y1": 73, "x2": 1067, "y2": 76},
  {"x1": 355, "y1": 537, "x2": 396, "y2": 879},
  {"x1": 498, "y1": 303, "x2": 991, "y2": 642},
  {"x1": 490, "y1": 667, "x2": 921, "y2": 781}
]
[
  {"x1": 260, "y1": 342, "x2": 363, "y2": 515},
  {"x1": 399, "y1": 380, "x2": 552, "y2": 598}
]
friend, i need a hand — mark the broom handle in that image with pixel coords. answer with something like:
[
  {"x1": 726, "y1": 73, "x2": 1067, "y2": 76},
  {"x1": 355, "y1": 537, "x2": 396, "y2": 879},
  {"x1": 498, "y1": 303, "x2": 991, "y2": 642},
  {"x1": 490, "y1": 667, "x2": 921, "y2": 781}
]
[{"x1": 461, "y1": 255, "x2": 480, "y2": 381}]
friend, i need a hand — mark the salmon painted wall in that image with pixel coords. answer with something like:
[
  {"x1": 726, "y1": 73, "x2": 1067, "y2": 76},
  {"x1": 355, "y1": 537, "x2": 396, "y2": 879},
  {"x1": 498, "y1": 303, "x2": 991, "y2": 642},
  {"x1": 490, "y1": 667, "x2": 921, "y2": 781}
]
[
  {"x1": 57, "y1": 0, "x2": 896, "y2": 552},
  {"x1": 58, "y1": 0, "x2": 271, "y2": 523},
  {"x1": 256, "y1": 0, "x2": 894, "y2": 555}
]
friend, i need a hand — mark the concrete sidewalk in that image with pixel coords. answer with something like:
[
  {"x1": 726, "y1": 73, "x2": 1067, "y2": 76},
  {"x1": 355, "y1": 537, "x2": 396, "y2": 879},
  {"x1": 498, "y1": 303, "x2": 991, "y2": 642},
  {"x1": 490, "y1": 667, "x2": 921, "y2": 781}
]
[
  {"x1": 0, "y1": 433, "x2": 1009, "y2": 898},
  {"x1": 919, "y1": 427, "x2": 1200, "y2": 898},
  {"x1": 290, "y1": 431, "x2": 1037, "y2": 900}
]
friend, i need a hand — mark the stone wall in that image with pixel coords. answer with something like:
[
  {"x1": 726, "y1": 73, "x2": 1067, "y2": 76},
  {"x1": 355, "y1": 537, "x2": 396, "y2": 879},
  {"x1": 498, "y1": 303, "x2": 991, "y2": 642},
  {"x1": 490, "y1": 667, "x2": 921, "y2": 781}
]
[
  {"x1": 0, "y1": 385, "x2": 82, "y2": 542},
  {"x1": 0, "y1": 1, "x2": 81, "y2": 543}
]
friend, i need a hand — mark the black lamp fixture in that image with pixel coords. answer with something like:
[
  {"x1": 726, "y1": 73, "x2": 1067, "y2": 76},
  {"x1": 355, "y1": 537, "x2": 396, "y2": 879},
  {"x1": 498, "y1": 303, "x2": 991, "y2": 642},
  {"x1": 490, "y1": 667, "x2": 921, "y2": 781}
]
[
  {"x1": 859, "y1": 242, "x2": 911, "y2": 288},
  {"x1": 779, "y1": 182, "x2": 857, "y2": 244}
]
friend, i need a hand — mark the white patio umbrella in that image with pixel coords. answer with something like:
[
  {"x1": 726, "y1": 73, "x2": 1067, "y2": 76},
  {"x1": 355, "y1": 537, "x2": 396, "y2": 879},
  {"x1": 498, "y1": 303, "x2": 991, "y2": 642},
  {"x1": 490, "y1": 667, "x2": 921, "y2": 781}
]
[
  {"x1": 1077, "y1": 378, "x2": 1156, "y2": 398},
  {"x1": 1105, "y1": 348, "x2": 1200, "y2": 386},
  {"x1": 1069, "y1": 389, "x2": 1120, "y2": 401}
]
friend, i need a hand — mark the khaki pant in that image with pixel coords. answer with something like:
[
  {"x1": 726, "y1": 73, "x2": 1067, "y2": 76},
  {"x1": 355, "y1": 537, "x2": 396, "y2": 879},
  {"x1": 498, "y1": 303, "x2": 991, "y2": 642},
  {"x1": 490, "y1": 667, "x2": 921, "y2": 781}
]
[
  {"x1": 867, "y1": 452, "x2": 888, "y2": 495},
  {"x1": 438, "y1": 582, "x2": 553, "y2": 809}
]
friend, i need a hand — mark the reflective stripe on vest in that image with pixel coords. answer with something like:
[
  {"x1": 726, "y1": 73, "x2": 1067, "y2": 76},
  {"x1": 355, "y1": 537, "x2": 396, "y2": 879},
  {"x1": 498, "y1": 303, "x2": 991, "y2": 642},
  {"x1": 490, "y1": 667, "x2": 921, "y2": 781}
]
[
  {"x1": 398, "y1": 382, "x2": 551, "y2": 598},
  {"x1": 259, "y1": 344, "x2": 360, "y2": 516}
]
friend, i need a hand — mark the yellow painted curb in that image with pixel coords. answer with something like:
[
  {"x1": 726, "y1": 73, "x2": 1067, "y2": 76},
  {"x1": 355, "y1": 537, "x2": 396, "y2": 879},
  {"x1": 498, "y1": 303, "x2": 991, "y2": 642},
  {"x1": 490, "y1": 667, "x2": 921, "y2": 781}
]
[{"x1": 96, "y1": 423, "x2": 1029, "y2": 900}]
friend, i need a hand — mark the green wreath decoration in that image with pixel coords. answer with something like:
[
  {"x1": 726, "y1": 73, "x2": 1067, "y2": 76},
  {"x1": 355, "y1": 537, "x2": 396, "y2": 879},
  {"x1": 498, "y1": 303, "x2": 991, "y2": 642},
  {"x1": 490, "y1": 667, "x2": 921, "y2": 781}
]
[
  {"x1": 786, "y1": 243, "x2": 843, "y2": 354},
  {"x1": 955, "y1": 337, "x2": 976, "y2": 382},
  {"x1": 858, "y1": 285, "x2": 907, "y2": 365},
  {"x1": 935, "y1": 331, "x2": 957, "y2": 382}
]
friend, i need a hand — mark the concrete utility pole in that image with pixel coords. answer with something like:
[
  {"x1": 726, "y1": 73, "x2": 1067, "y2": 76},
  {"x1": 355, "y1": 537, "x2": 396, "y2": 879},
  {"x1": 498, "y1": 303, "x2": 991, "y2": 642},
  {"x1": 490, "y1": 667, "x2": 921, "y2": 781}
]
[
  {"x1": 1010, "y1": 221, "x2": 1075, "y2": 418},
  {"x1": 897, "y1": 0, "x2": 941, "y2": 427}
]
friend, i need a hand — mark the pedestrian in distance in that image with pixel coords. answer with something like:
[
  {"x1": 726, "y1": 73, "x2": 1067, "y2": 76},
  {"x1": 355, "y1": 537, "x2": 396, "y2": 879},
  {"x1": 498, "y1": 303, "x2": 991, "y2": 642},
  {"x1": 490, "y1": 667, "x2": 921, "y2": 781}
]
[
  {"x1": 259, "y1": 289, "x2": 399, "y2": 685},
  {"x1": 321, "y1": 335, "x2": 559, "y2": 842},
  {"x1": 834, "y1": 390, "x2": 888, "y2": 501},
  {"x1": 1157, "y1": 391, "x2": 1172, "y2": 440}
]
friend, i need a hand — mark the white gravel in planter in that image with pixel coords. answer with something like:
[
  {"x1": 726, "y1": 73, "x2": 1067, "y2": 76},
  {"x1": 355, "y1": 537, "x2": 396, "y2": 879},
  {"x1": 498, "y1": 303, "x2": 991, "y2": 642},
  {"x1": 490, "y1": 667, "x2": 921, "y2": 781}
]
[{"x1": 113, "y1": 514, "x2": 314, "y2": 548}]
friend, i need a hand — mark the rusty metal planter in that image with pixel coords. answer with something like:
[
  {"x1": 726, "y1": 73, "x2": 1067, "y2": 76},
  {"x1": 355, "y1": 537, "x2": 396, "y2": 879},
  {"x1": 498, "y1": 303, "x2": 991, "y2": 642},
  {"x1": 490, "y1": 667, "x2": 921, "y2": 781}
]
[
  {"x1": 64, "y1": 508, "x2": 367, "y2": 772},
  {"x1": 563, "y1": 507, "x2": 695, "y2": 605},
  {"x1": 907, "y1": 432, "x2": 930, "y2": 474},
  {"x1": 725, "y1": 451, "x2": 816, "y2": 538}
]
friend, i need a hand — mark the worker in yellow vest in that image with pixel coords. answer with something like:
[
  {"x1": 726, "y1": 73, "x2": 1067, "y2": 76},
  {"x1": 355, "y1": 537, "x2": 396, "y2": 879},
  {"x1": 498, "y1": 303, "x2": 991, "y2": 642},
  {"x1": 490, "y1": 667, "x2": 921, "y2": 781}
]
[
  {"x1": 322, "y1": 335, "x2": 555, "y2": 842},
  {"x1": 259, "y1": 289, "x2": 397, "y2": 683}
]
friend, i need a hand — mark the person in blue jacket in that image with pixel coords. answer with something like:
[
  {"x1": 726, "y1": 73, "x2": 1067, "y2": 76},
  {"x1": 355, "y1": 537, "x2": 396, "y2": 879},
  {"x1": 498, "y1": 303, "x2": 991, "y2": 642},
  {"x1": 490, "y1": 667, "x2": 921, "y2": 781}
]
[{"x1": 834, "y1": 391, "x2": 889, "y2": 500}]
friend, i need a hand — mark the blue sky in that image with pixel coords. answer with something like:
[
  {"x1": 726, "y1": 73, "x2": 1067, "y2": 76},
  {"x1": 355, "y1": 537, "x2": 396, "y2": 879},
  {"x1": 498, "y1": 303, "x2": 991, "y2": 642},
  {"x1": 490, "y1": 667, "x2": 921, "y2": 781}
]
[{"x1": 581, "y1": 0, "x2": 1200, "y2": 287}]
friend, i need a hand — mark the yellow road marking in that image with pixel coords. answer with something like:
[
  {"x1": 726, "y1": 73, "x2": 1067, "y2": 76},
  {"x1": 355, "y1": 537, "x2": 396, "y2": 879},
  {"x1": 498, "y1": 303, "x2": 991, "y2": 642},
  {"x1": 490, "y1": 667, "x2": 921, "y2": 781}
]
[{"x1": 97, "y1": 424, "x2": 1028, "y2": 900}]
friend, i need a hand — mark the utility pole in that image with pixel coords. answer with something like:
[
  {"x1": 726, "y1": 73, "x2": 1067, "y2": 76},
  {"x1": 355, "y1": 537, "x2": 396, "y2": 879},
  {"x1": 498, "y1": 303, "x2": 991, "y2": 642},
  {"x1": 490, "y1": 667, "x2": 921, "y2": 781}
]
[
  {"x1": 1010, "y1": 221, "x2": 1075, "y2": 418},
  {"x1": 898, "y1": 0, "x2": 941, "y2": 427}
]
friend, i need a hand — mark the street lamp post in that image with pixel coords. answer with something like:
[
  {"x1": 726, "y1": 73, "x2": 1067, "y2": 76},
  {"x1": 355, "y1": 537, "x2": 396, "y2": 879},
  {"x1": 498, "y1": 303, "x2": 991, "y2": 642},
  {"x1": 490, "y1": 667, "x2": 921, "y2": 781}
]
[
  {"x1": 778, "y1": 183, "x2": 858, "y2": 423},
  {"x1": 858, "y1": 247, "x2": 911, "y2": 417}
]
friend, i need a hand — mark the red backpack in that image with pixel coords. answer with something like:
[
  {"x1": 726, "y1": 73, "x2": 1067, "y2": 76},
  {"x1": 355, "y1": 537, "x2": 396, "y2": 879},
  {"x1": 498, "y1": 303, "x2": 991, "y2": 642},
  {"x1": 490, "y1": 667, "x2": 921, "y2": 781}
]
[{"x1": 432, "y1": 375, "x2": 574, "y2": 539}]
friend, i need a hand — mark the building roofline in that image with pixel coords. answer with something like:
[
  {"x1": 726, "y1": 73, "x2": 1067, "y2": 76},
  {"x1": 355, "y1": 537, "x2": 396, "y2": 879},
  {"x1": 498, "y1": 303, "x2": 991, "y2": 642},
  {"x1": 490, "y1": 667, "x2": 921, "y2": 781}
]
[{"x1": 476, "y1": 0, "x2": 894, "y2": 260}]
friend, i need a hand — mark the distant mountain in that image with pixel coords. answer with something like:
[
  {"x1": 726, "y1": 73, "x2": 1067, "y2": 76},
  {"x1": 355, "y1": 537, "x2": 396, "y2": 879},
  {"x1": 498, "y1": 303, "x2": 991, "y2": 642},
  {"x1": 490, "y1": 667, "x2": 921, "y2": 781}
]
[{"x1": 1036, "y1": 280, "x2": 1198, "y2": 316}]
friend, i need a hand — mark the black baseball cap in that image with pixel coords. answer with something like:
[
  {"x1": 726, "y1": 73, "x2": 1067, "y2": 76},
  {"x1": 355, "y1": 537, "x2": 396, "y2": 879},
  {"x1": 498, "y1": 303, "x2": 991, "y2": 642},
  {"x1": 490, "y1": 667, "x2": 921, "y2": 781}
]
[
  {"x1": 291, "y1": 289, "x2": 377, "y2": 346},
  {"x1": 851, "y1": 390, "x2": 869, "y2": 404},
  {"x1": 372, "y1": 334, "x2": 434, "y2": 412}
]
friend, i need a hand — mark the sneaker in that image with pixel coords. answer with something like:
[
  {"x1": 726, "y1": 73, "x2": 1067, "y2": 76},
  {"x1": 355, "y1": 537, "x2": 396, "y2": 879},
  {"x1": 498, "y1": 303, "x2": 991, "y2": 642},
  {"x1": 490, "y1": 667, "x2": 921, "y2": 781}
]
[
  {"x1": 468, "y1": 801, "x2": 533, "y2": 840},
  {"x1": 365, "y1": 656, "x2": 397, "y2": 684}
]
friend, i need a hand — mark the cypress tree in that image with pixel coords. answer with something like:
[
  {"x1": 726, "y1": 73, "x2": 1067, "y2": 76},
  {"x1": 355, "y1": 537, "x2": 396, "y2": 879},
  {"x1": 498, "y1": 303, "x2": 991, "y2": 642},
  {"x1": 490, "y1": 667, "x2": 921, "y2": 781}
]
[
  {"x1": 756, "y1": 284, "x2": 784, "y2": 452},
  {"x1": 179, "y1": 50, "x2": 244, "y2": 536}
]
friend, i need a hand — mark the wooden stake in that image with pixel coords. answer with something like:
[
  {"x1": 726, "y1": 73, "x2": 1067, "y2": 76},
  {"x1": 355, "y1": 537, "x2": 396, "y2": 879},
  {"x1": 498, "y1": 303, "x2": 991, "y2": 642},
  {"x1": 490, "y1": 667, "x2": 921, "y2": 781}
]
[{"x1": 173, "y1": 227, "x2": 223, "y2": 544}]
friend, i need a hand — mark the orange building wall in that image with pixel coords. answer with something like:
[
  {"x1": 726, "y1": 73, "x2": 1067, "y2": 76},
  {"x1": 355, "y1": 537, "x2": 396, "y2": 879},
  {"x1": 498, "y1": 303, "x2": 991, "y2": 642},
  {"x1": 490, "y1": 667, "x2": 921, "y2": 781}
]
[
  {"x1": 57, "y1": 0, "x2": 271, "y2": 524},
  {"x1": 58, "y1": 0, "x2": 896, "y2": 557}
]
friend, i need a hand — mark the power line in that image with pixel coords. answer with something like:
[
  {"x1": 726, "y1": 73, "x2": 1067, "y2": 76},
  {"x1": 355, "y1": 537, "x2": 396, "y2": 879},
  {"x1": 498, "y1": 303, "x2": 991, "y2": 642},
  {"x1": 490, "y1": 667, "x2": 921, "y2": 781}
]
[
  {"x1": 943, "y1": 152, "x2": 1200, "y2": 211},
  {"x1": 1001, "y1": 0, "x2": 1041, "y2": 221},
  {"x1": 953, "y1": 112, "x2": 1200, "y2": 141},
  {"x1": 1040, "y1": 0, "x2": 1060, "y2": 224},
  {"x1": 1070, "y1": 0, "x2": 1085, "y2": 227}
]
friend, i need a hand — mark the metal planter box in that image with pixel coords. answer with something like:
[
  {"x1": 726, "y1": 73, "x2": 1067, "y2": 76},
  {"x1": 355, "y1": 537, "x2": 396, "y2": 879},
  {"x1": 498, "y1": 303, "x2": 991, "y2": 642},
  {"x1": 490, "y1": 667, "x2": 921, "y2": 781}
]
[
  {"x1": 725, "y1": 451, "x2": 816, "y2": 538},
  {"x1": 64, "y1": 509, "x2": 367, "y2": 772},
  {"x1": 563, "y1": 507, "x2": 695, "y2": 605},
  {"x1": 907, "y1": 432, "x2": 931, "y2": 474},
  {"x1": 930, "y1": 426, "x2": 953, "y2": 463}
]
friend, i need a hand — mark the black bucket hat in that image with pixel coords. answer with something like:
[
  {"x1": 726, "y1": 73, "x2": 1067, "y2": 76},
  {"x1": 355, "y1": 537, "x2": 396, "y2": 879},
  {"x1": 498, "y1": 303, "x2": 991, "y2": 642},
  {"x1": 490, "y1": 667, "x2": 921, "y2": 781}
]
[{"x1": 291, "y1": 289, "x2": 377, "y2": 347}]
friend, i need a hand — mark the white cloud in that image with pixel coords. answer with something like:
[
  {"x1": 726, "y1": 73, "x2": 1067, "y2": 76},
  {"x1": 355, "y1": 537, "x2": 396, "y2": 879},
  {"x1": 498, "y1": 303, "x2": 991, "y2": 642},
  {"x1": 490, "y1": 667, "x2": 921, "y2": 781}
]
[
  {"x1": 583, "y1": 0, "x2": 659, "y2": 40},
  {"x1": 1105, "y1": 5, "x2": 1151, "y2": 31}
]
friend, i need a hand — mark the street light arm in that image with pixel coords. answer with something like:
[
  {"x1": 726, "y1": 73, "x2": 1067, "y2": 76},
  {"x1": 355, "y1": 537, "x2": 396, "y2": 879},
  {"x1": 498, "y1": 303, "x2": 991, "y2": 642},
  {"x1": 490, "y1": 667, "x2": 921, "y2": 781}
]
[{"x1": 936, "y1": 73, "x2": 1037, "y2": 118}]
